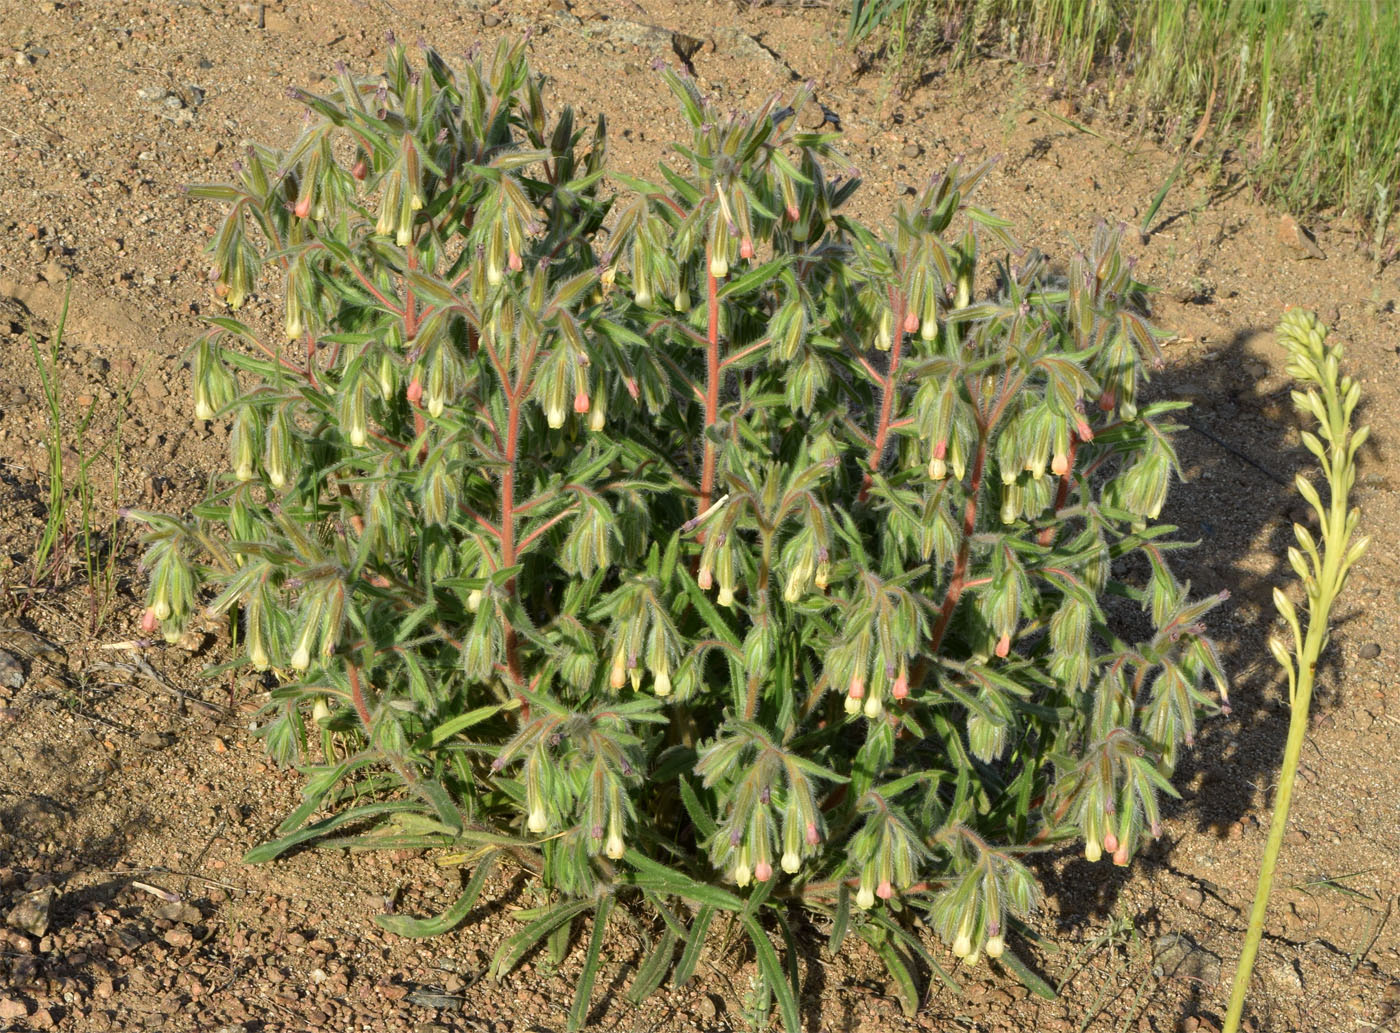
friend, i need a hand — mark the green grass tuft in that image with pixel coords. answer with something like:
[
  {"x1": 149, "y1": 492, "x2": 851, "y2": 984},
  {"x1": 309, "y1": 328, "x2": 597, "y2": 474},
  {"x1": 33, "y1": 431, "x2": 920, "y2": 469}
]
[{"x1": 852, "y1": 0, "x2": 1400, "y2": 239}]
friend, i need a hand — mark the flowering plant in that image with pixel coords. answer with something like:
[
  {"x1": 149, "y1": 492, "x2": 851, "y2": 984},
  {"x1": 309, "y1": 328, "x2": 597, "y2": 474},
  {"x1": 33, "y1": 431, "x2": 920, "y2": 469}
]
[{"x1": 134, "y1": 38, "x2": 1228, "y2": 1028}]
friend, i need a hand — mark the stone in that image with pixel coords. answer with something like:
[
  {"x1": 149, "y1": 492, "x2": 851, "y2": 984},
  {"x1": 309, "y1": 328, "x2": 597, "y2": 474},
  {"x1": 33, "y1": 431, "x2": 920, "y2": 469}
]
[
  {"x1": 0, "y1": 997, "x2": 28, "y2": 1021},
  {"x1": 0, "y1": 648, "x2": 22, "y2": 689},
  {"x1": 156, "y1": 902, "x2": 202, "y2": 925},
  {"x1": 405, "y1": 991, "x2": 462, "y2": 1011},
  {"x1": 1176, "y1": 885, "x2": 1205, "y2": 909},
  {"x1": 1153, "y1": 933, "x2": 1221, "y2": 987},
  {"x1": 1278, "y1": 214, "x2": 1326, "y2": 260},
  {"x1": 6, "y1": 885, "x2": 57, "y2": 937},
  {"x1": 797, "y1": 100, "x2": 827, "y2": 130},
  {"x1": 1359, "y1": 642, "x2": 1381, "y2": 659}
]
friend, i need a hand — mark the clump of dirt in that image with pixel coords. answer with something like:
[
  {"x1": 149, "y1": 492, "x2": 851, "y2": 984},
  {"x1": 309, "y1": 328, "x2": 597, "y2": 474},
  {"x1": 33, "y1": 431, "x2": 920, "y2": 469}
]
[{"x1": 0, "y1": 2, "x2": 1397, "y2": 1031}]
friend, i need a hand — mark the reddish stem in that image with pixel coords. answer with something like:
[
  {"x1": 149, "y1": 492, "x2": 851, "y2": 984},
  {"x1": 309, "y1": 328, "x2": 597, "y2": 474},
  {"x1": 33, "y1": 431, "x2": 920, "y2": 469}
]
[
  {"x1": 500, "y1": 393, "x2": 524, "y2": 687},
  {"x1": 928, "y1": 428, "x2": 988, "y2": 654},
  {"x1": 699, "y1": 247, "x2": 721, "y2": 522},
  {"x1": 312, "y1": 242, "x2": 405, "y2": 317},
  {"x1": 459, "y1": 504, "x2": 503, "y2": 541},
  {"x1": 515, "y1": 505, "x2": 580, "y2": 554},
  {"x1": 862, "y1": 288, "x2": 907, "y2": 498},
  {"x1": 346, "y1": 661, "x2": 375, "y2": 732},
  {"x1": 1037, "y1": 435, "x2": 1081, "y2": 547},
  {"x1": 718, "y1": 336, "x2": 772, "y2": 371},
  {"x1": 402, "y1": 250, "x2": 429, "y2": 451}
]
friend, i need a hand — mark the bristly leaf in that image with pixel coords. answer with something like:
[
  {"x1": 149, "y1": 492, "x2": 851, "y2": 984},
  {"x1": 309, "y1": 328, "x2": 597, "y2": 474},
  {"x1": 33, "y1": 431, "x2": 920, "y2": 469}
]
[
  {"x1": 859, "y1": 923, "x2": 921, "y2": 1016},
  {"x1": 491, "y1": 899, "x2": 595, "y2": 980},
  {"x1": 743, "y1": 915, "x2": 801, "y2": 1033},
  {"x1": 626, "y1": 924, "x2": 679, "y2": 1005},
  {"x1": 568, "y1": 895, "x2": 614, "y2": 1032},
  {"x1": 375, "y1": 853, "x2": 497, "y2": 938},
  {"x1": 674, "y1": 905, "x2": 716, "y2": 988},
  {"x1": 995, "y1": 945, "x2": 1057, "y2": 1001}
]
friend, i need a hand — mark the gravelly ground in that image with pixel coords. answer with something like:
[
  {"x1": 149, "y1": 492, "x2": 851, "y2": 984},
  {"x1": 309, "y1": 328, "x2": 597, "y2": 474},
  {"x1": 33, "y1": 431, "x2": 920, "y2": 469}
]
[{"x1": 0, "y1": 1, "x2": 1398, "y2": 1031}]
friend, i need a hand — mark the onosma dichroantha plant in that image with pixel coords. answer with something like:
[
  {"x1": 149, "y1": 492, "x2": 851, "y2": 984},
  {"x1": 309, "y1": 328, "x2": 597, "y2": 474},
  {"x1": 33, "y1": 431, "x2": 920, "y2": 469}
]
[{"x1": 133, "y1": 38, "x2": 1229, "y2": 1029}]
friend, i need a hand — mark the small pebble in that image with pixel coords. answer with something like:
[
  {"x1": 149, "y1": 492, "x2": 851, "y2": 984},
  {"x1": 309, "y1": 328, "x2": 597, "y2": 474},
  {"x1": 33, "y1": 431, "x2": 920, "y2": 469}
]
[
  {"x1": 1176, "y1": 886, "x2": 1205, "y2": 909},
  {"x1": 0, "y1": 649, "x2": 23, "y2": 689},
  {"x1": 1359, "y1": 642, "x2": 1381, "y2": 659}
]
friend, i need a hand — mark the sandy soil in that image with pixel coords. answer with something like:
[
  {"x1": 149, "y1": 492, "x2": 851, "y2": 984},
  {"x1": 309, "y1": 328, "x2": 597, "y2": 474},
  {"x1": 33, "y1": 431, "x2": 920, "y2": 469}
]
[{"x1": 0, "y1": 1, "x2": 1397, "y2": 1031}]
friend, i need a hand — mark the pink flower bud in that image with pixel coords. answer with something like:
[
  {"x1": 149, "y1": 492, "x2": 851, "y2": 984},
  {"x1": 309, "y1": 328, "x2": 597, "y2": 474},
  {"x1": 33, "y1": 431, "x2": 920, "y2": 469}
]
[
  {"x1": 786, "y1": 203, "x2": 800, "y2": 221},
  {"x1": 1103, "y1": 831, "x2": 1118, "y2": 854},
  {"x1": 876, "y1": 880, "x2": 892, "y2": 900},
  {"x1": 508, "y1": 249, "x2": 523, "y2": 272},
  {"x1": 141, "y1": 607, "x2": 159, "y2": 634},
  {"x1": 847, "y1": 675, "x2": 865, "y2": 700},
  {"x1": 294, "y1": 194, "x2": 313, "y2": 219},
  {"x1": 1076, "y1": 419, "x2": 1094, "y2": 442},
  {"x1": 754, "y1": 860, "x2": 772, "y2": 882},
  {"x1": 1051, "y1": 452, "x2": 1069, "y2": 476},
  {"x1": 406, "y1": 378, "x2": 423, "y2": 405},
  {"x1": 573, "y1": 390, "x2": 590, "y2": 414},
  {"x1": 933, "y1": 439, "x2": 947, "y2": 459},
  {"x1": 805, "y1": 821, "x2": 820, "y2": 846},
  {"x1": 892, "y1": 672, "x2": 909, "y2": 699},
  {"x1": 698, "y1": 566, "x2": 712, "y2": 590},
  {"x1": 1113, "y1": 842, "x2": 1130, "y2": 866},
  {"x1": 352, "y1": 158, "x2": 368, "y2": 181},
  {"x1": 1098, "y1": 389, "x2": 1116, "y2": 412},
  {"x1": 902, "y1": 311, "x2": 919, "y2": 334},
  {"x1": 995, "y1": 633, "x2": 1010, "y2": 658},
  {"x1": 739, "y1": 237, "x2": 754, "y2": 260}
]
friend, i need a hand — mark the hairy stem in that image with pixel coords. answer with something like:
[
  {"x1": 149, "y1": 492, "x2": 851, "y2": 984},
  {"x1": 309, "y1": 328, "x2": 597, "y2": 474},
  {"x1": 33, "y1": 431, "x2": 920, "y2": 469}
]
[
  {"x1": 1037, "y1": 434, "x2": 1081, "y2": 547},
  {"x1": 928, "y1": 425, "x2": 988, "y2": 654},
  {"x1": 863, "y1": 288, "x2": 907, "y2": 497},
  {"x1": 699, "y1": 245, "x2": 722, "y2": 521},
  {"x1": 345, "y1": 660, "x2": 375, "y2": 732},
  {"x1": 500, "y1": 392, "x2": 524, "y2": 688}
]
